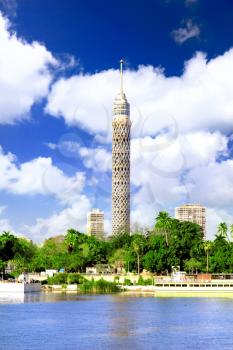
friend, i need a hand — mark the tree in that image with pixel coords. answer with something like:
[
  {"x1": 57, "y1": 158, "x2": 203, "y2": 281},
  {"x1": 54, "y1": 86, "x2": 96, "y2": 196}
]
[
  {"x1": 210, "y1": 234, "x2": 231, "y2": 272},
  {"x1": 229, "y1": 224, "x2": 233, "y2": 240},
  {"x1": 131, "y1": 234, "x2": 146, "y2": 275},
  {"x1": 203, "y1": 240, "x2": 212, "y2": 272},
  {"x1": 143, "y1": 234, "x2": 167, "y2": 273},
  {"x1": 64, "y1": 229, "x2": 84, "y2": 253},
  {"x1": 31, "y1": 237, "x2": 67, "y2": 271},
  {"x1": 0, "y1": 232, "x2": 18, "y2": 278},
  {"x1": 154, "y1": 212, "x2": 172, "y2": 246},
  {"x1": 217, "y1": 222, "x2": 228, "y2": 239},
  {"x1": 13, "y1": 238, "x2": 36, "y2": 274},
  {"x1": 184, "y1": 258, "x2": 202, "y2": 274},
  {"x1": 109, "y1": 248, "x2": 127, "y2": 272},
  {"x1": 110, "y1": 231, "x2": 131, "y2": 250}
]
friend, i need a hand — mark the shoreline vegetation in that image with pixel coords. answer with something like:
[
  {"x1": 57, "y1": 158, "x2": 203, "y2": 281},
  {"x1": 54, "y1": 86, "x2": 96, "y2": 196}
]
[
  {"x1": 1, "y1": 212, "x2": 233, "y2": 285},
  {"x1": 44, "y1": 273, "x2": 153, "y2": 293},
  {"x1": 46, "y1": 273, "x2": 121, "y2": 293}
]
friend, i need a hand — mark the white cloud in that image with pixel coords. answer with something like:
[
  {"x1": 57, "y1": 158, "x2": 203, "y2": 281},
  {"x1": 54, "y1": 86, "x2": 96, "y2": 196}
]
[
  {"x1": 0, "y1": 12, "x2": 57, "y2": 124},
  {"x1": 185, "y1": 160, "x2": 233, "y2": 208},
  {"x1": 46, "y1": 140, "x2": 112, "y2": 172},
  {"x1": 23, "y1": 197, "x2": 91, "y2": 242},
  {"x1": 0, "y1": 205, "x2": 13, "y2": 232},
  {"x1": 0, "y1": 217, "x2": 12, "y2": 232},
  {"x1": 129, "y1": 131, "x2": 229, "y2": 235},
  {"x1": 171, "y1": 19, "x2": 200, "y2": 44},
  {"x1": 53, "y1": 131, "x2": 229, "y2": 238},
  {"x1": 131, "y1": 131, "x2": 227, "y2": 178},
  {"x1": 46, "y1": 48, "x2": 233, "y2": 139},
  {"x1": 79, "y1": 146, "x2": 112, "y2": 172},
  {"x1": 0, "y1": 145, "x2": 86, "y2": 205}
]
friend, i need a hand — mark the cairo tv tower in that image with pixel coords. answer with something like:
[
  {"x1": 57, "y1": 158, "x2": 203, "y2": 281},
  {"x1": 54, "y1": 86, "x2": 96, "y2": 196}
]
[{"x1": 112, "y1": 60, "x2": 131, "y2": 235}]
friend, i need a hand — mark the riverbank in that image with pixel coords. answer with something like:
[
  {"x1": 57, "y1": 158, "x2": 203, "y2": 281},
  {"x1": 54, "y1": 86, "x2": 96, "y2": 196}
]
[{"x1": 42, "y1": 281, "x2": 233, "y2": 298}]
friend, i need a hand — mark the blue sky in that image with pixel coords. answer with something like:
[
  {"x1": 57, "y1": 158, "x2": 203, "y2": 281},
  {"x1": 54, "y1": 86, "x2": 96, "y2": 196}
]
[{"x1": 0, "y1": 0, "x2": 233, "y2": 241}]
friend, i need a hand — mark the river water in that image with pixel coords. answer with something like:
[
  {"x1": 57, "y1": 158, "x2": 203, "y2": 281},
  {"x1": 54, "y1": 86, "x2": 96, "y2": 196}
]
[{"x1": 0, "y1": 293, "x2": 233, "y2": 350}]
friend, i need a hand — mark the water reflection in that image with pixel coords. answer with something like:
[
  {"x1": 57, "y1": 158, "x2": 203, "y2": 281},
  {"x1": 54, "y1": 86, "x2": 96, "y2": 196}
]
[
  {"x1": 0, "y1": 294, "x2": 233, "y2": 350},
  {"x1": 0, "y1": 292, "x2": 92, "y2": 304}
]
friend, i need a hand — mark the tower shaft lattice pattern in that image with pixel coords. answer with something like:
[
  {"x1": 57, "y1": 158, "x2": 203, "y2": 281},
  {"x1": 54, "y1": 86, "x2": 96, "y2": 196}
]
[{"x1": 112, "y1": 90, "x2": 131, "y2": 235}]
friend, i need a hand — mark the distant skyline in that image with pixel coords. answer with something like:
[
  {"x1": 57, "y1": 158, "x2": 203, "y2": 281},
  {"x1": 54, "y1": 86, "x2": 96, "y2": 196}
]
[{"x1": 0, "y1": 0, "x2": 233, "y2": 241}]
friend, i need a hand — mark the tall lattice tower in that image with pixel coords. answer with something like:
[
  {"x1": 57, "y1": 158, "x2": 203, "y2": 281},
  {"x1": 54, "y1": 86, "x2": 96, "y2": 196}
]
[{"x1": 112, "y1": 60, "x2": 131, "y2": 234}]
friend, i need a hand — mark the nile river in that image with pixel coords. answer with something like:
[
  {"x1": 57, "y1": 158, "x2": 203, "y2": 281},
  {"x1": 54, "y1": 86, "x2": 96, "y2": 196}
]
[{"x1": 0, "y1": 293, "x2": 233, "y2": 350}]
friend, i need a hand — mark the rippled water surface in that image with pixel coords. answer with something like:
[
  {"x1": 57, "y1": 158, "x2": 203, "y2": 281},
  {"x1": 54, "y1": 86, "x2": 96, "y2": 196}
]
[{"x1": 0, "y1": 293, "x2": 233, "y2": 350}]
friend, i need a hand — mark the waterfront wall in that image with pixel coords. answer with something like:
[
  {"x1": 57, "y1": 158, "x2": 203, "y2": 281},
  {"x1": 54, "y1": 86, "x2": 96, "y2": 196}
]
[
  {"x1": 0, "y1": 282, "x2": 41, "y2": 294},
  {"x1": 82, "y1": 274, "x2": 141, "y2": 284}
]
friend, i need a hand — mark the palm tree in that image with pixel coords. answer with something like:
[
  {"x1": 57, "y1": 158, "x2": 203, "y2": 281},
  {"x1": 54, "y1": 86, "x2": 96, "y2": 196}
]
[
  {"x1": 229, "y1": 224, "x2": 233, "y2": 241},
  {"x1": 132, "y1": 236, "x2": 145, "y2": 275},
  {"x1": 65, "y1": 229, "x2": 80, "y2": 253},
  {"x1": 155, "y1": 212, "x2": 172, "y2": 246},
  {"x1": 217, "y1": 222, "x2": 228, "y2": 239},
  {"x1": 203, "y1": 240, "x2": 212, "y2": 272}
]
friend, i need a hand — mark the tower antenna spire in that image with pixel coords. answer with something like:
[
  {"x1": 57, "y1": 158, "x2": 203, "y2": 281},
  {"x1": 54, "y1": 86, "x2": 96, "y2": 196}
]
[{"x1": 120, "y1": 59, "x2": 124, "y2": 92}]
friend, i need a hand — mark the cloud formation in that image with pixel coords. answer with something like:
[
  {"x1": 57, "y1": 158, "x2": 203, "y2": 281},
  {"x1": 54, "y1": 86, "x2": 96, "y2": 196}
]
[
  {"x1": 47, "y1": 140, "x2": 112, "y2": 172},
  {"x1": 46, "y1": 48, "x2": 233, "y2": 140},
  {"x1": 23, "y1": 198, "x2": 91, "y2": 242},
  {"x1": 1, "y1": 10, "x2": 233, "y2": 240},
  {"x1": 62, "y1": 130, "x2": 230, "y2": 239},
  {"x1": 0, "y1": 12, "x2": 57, "y2": 124},
  {"x1": 0, "y1": 205, "x2": 12, "y2": 232},
  {"x1": 171, "y1": 19, "x2": 200, "y2": 44},
  {"x1": 0, "y1": 145, "x2": 86, "y2": 205}
]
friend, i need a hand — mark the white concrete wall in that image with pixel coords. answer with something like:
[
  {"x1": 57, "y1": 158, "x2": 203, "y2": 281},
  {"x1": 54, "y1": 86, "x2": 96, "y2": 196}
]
[{"x1": 0, "y1": 282, "x2": 41, "y2": 294}]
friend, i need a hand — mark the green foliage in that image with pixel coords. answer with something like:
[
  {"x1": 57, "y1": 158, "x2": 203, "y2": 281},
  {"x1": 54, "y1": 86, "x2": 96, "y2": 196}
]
[
  {"x1": 47, "y1": 273, "x2": 68, "y2": 285},
  {"x1": 67, "y1": 273, "x2": 86, "y2": 284},
  {"x1": 184, "y1": 258, "x2": 202, "y2": 273},
  {"x1": 80, "y1": 278, "x2": 120, "y2": 293},
  {"x1": 47, "y1": 272, "x2": 86, "y2": 285},
  {"x1": 1, "y1": 215, "x2": 233, "y2": 278},
  {"x1": 110, "y1": 231, "x2": 132, "y2": 249},
  {"x1": 0, "y1": 231, "x2": 18, "y2": 262},
  {"x1": 137, "y1": 276, "x2": 153, "y2": 285},
  {"x1": 109, "y1": 248, "x2": 127, "y2": 270},
  {"x1": 123, "y1": 278, "x2": 133, "y2": 286}
]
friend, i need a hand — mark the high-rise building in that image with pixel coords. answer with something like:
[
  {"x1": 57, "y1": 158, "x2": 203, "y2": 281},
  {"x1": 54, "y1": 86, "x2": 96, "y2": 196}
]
[
  {"x1": 87, "y1": 208, "x2": 104, "y2": 239},
  {"x1": 175, "y1": 204, "x2": 206, "y2": 237},
  {"x1": 112, "y1": 60, "x2": 131, "y2": 234}
]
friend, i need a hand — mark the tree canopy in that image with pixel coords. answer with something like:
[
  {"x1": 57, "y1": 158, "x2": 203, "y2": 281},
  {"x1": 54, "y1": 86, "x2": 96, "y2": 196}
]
[{"x1": 0, "y1": 213, "x2": 233, "y2": 278}]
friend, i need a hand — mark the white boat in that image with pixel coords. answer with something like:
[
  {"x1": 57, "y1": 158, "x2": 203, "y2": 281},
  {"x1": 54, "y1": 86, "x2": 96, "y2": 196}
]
[
  {"x1": 153, "y1": 281, "x2": 233, "y2": 296},
  {"x1": 123, "y1": 281, "x2": 233, "y2": 297}
]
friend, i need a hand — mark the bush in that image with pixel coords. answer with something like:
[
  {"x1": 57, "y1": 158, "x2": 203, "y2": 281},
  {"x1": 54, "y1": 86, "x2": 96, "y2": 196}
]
[
  {"x1": 80, "y1": 278, "x2": 120, "y2": 293},
  {"x1": 47, "y1": 273, "x2": 87, "y2": 285},
  {"x1": 114, "y1": 276, "x2": 120, "y2": 283},
  {"x1": 79, "y1": 279, "x2": 95, "y2": 293},
  {"x1": 67, "y1": 273, "x2": 86, "y2": 285},
  {"x1": 124, "y1": 278, "x2": 133, "y2": 286},
  {"x1": 137, "y1": 276, "x2": 153, "y2": 285},
  {"x1": 137, "y1": 276, "x2": 144, "y2": 285},
  {"x1": 47, "y1": 273, "x2": 68, "y2": 285},
  {"x1": 143, "y1": 278, "x2": 153, "y2": 285}
]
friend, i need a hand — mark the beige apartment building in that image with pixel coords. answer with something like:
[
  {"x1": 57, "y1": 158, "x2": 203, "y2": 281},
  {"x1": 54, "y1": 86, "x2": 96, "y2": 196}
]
[
  {"x1": 87, "y1": 209, "x2": 104, "y2": 239},
  {"x1": 175, "y1": 204, "x2": 206, "y2": 238}
]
